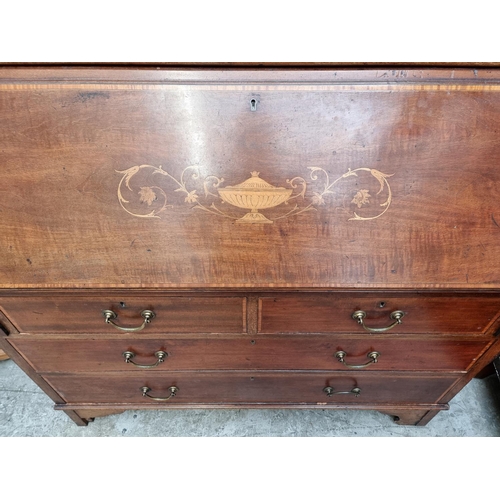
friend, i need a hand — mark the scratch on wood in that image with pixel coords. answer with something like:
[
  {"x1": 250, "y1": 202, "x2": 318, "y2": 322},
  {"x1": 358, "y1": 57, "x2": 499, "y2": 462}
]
[{"x1": 492, "y1": 214, "x2": 500, "y2": 228}]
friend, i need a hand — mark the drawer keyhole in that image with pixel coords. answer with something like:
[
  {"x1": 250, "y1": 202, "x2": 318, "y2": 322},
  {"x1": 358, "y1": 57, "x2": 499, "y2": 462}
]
[{"x1": 250, "y1": 98, "x2": 257, "y2": 111}]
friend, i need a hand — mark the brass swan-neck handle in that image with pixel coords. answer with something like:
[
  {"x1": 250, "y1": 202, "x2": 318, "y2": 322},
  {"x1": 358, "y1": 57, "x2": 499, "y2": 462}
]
[
  {"x1": 351, "y1": 310, "x2": 404, "y2": 333},
  {"x1": 141, "y1": 386, "x2": 178, "y2": 401},
  {"x1": 123, "y1": 350, "x2": 167, "y2": 368},
  {"x1": 335, "y1": 350, "x2": 380, "y2": 369},
  {"x1": 103, "y1": 309, "x2": 155, "y2": 332},
  {"x1": 323, "y1": 386, "x2": 361, "y2": 397}
]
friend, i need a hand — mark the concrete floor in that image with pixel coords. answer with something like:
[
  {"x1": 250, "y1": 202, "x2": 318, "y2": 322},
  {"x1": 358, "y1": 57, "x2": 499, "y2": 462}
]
[{"x1": 1, "y1": 359, "x2": 499, "y2": 436}]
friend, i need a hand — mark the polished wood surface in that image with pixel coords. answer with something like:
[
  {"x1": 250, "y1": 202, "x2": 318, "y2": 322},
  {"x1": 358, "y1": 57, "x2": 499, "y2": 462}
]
[
  {"x1": 44, "y1": 371, "x2": 458, "y2": 405},
  {"x1": 2, "y1": 68, "x2": 500, "y2": 288},
  {"x1": 8, "y1": 334, "x2": 490, "y2": 373},
  {"x1": 4, "y1": 291, "x2": 500, "y2": 336},
  {"x1": 2, "y1": 63, "x2": 499, "y2": 68},
  {"x1": 0, "y1": 294, "x2": 246, "y2": 333},
  {"x1": 259, "y1": 293, "x2": 500, "y2": 335},
  {"x1": 2, "y1": 65, "x2": 500, "y2": 427}
]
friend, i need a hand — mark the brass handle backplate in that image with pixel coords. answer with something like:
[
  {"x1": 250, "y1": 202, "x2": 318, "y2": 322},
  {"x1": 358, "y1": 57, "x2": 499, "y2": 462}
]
[
  {"x1": 323, "y1": 386, "x2": 361, "y2": 397},
  {"x1": 335, "y1": 350, "x2": 380, "y2": 369},
  {"x1": 352, "y1": 310, "x2": 404, "y2": 333},
  {"x1": 103, "y1": 309, "x2": 155, "y2": 332},
  {"x1": 123, "y1": 350, "x2": 167, "y2": 369},
  {"x1": 141, "y1": 386, "x2": 178, "y2": 401}
]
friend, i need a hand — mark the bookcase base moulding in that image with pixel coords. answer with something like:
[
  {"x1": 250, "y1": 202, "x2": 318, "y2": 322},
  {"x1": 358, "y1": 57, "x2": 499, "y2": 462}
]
[{"x1": 1, "y1": 65, "x2": 500, "y2": 426}]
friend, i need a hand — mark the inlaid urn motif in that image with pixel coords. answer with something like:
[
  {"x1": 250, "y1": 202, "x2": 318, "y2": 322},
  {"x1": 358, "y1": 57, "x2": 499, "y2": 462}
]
[
  {"x1": 217, "y1": 171, "x2": 293, "y2": 223},
  {"x1": 116, "y1": 163, "x2": 393, "y2": 223}
]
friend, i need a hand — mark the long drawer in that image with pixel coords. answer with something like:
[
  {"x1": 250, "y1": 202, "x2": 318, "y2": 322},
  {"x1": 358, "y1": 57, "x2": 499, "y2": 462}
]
[
  {"x1": 44, "y1": 372, "x2": 458, "y2": 405},
  {"x1": 259, "y1": 294, "x2": 500, "y2": 335},
  {"x1": 10, "y1": 335, "x2": 490, "y2": 373},
  {"x1": 0, "y1": 295, "x2": 247, "y2": 334}
]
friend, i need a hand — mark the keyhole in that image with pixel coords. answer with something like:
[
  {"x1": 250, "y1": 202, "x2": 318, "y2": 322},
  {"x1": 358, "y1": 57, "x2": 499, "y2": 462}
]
[{"x1": 250, "y1": 98, "x2": 257, "y2": 111}]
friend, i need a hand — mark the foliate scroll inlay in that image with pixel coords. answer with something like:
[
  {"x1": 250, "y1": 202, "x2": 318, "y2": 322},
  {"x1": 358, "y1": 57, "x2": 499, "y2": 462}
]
[{"x1": 116, "y1": 164, "x2": 393, "y2": 223}]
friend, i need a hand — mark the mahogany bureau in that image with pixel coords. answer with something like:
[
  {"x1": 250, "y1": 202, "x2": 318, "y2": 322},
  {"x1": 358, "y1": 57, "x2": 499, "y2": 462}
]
[{"x1": 1, "y1": 64, "x2": 500, "y2": 427}]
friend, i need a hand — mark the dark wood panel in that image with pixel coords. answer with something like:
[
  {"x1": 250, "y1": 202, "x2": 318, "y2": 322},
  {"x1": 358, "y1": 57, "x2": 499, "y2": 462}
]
[
  {"x1": 0, "y1": 295, "x2": 246, "y2": 333},
  {"x1": 45, "y1": 371, "x2": 458, "y2": 405},
  {"x1": 259, "y1": 294, "x2": 500, "y2": 334},
  {"x1": 9, "y1": 335, "x2": 489, "y2": 373},
  {"x1": 2, "y1": 70, "x2": 500, "y2": 288}
]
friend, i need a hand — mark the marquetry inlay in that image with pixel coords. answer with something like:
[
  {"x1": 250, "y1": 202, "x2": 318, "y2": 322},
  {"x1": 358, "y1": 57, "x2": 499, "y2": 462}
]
[{"x1": 116, "y1": 164, "x2": 393, "y2": 223}]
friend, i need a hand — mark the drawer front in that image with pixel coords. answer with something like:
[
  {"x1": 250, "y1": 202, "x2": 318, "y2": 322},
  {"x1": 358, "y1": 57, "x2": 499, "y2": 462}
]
[
  {"x1": 259, "y1": 294, "x2": 500, "y2": 335},
  {"x1": 10, "y1": 335, "x2": 489, "y2": 373},
  {"x1": 45, "y1": 372, "x2": 458, "y2": 405},
  {"x1": 0, "y1": 296, "x2": 246, "y2": 334}
]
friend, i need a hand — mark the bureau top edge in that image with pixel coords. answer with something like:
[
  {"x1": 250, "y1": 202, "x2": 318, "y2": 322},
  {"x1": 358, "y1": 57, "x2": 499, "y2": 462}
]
[
  {"x1": 1, "y1": 62, "x2": 500, "y2": 68},
  {"x1": 2, "y1": 285, "x2": 500, "y2": 294},
  {"x1": 1, "y1": 67, "x2": 500, "y2": 85}
]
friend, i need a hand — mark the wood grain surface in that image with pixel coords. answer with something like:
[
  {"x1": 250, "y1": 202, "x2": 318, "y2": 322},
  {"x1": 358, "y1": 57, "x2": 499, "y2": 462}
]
[
  {"x1": 8, "y1": 334, "x2": 490, "y2": 373},
  {"x1": 0, "y1": 294, "x2": 246, "y2": 333},
  {"x1": 2, "y1": 68, "x2": 500, "y2": 288},
  {"x1": 44, "y1": 371, "x2": 458, "y2": 405},
  {"x1": 258, "y1": 293, "x2": 500, "y2": 335}
]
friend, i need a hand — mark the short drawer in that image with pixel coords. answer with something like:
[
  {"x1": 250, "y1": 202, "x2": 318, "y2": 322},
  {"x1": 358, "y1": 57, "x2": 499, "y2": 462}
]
[
  {"x1": 259, "y1": 294, "x2": 500, "y2": 335},
  {"x1": 45, "y1": 371, "x2": 458, "y2": 405},
  {"x1": 0, "y1": 295, "x2": 246, "y2": 334},
  {"x1": 10, "y1": 335, "x2": 490, "y2": 373}
]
